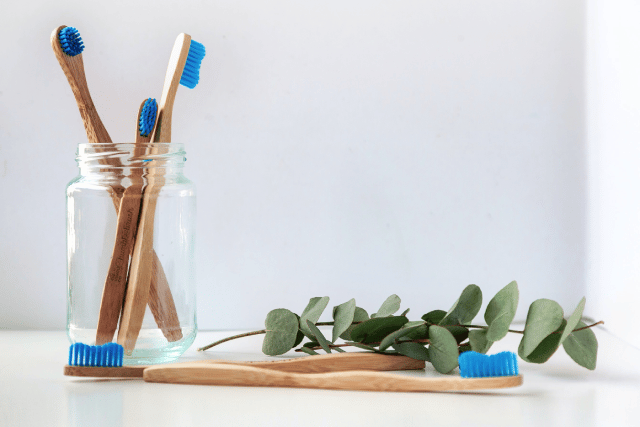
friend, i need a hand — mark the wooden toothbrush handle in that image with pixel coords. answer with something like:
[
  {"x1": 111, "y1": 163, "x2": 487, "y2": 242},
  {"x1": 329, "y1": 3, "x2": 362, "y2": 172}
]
[
  {"x1": 143, "y1": 363, "x2": 523, "y2": 392},
  {"x1": 96, "y1": 186, "x2": 143, "y2": 344},
  {"x1": 117, "y1": 163, "x2": 165, "y2": 354},
  {"x1": 64, "y1": 353, "x2": 424, "y2": 378},
  {"x1": 208, "y1": 352, "x2": 425, "y2": 373}
]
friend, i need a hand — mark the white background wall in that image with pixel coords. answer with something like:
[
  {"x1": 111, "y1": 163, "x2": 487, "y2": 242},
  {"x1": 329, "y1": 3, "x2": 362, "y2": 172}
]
[
  {"x1": 586, "y1": 0, "x2": 640, "y2": 347},
  {"x1": 1, "y1": 1, "x2": 630, "y2": 342}
]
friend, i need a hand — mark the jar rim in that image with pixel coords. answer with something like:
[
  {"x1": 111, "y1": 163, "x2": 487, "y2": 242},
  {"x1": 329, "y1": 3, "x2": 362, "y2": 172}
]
[
  {"x1": 75, "y1": 143, "x2": 187, "y2": 168},
  {"x1": 77, "y1": 142, "x2": 186, "y2": 148}
]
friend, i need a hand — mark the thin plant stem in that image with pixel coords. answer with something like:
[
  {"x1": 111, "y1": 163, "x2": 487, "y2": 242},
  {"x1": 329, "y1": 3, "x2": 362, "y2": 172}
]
[
  {"x1": 197, "y1": 329, "x2": 266, "y2": 352},
  {"x1": 296, "y1": 338, "x2": 430, "y2": 353},
  {"x1": 456, "y1": 320, "x2": 604, "y2": 335}
]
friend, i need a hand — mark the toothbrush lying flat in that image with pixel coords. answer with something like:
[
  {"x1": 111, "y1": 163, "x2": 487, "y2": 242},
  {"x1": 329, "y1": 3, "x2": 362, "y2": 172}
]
[
  {"x1": 64, "y1": 347, "x2": 425, "y2": 378},
  {"x1": 144, "y1": 351, "x2": 522, "y2": 392},
  {"x1": 118, "y1": 33, "x2": 205, "y2": 354},
  {"x1": 143, "y1": 361, "x2": 522, "y2": 392},
  {"x1": 52, "y1": 26, "x2": 183, "y2": 345}
]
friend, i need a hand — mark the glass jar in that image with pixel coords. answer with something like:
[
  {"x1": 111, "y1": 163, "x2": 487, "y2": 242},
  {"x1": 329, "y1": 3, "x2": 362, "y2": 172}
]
[{"x1": 66, "y1": 143, "x2": 196, "y2": 365}]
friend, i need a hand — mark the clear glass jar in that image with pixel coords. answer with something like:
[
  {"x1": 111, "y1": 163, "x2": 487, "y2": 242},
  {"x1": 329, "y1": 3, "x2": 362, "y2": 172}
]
[{"x1": 66, "y1": 143, "x2": 196, "y2": 365}]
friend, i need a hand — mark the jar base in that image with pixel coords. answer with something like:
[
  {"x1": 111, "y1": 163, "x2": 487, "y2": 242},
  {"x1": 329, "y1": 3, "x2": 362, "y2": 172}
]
[{"x1": 67, "y1": 327, "x2": 197, "y2": 365}]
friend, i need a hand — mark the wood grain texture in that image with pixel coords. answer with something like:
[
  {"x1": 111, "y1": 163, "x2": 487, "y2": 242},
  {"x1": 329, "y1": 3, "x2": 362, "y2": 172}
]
[
  {"x1": 143, "y1": 363, "x2": 523, "y2": 392},
  {"x1": 64, "y1": 365, "x2": 145, "y2": 378},
  {"x1": 148, "y1": 253, "x2": 183, "y2": 341},
  {"x1": 50, "y1": 25, "x2": 112, "y2": 145},
  {"x1": 64, "y1": 352, "x2": 424, "y2": 378},
  {"x1": 95, "y1": 189, "x2": 142, "y2": 345},
  {"x1": 134, "y1": 101, "x2": 183, "y2": 342},
  {"x1": 117, "y1": 144, "x2": 165, "y2": 354},
  {"x1": 135, "y1": 100, "x2": 182, "y2": 342},
  {"x1": 213, "y1": 353, "x2": 425, "y2": 373},
  {"x1": 151, "y1": 33, "x2": 191, "y2": 143}
]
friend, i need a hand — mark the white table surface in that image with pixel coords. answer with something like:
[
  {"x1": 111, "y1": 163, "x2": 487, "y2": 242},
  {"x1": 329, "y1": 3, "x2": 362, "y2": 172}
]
[{"x1": 1, "y1": 328, "x2": 638, "y2": 427}]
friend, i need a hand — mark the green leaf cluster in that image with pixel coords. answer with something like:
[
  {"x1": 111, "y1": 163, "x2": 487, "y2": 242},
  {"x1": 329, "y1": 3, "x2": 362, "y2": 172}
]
[{"x1": 211, "y1": 281, "x2": 600, "y2": 374}]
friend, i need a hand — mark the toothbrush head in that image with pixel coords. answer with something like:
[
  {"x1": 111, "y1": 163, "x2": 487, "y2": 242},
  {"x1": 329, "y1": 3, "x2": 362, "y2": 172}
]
[
  {"x1": 458, "y1": 351, "x2": 519, "y2": 378},
  {"x1": 68, "y1": 342, "x2": 124, "y2": 367},
  {"x1": 58, "y1": 26, "x2": 84, "y2": 57},
  {"x1": 179, "y1": 39, "x2": 206, "y2": 89},
  {"x1": 139, "y1": 98, "x2": 158, "y2": 137}
]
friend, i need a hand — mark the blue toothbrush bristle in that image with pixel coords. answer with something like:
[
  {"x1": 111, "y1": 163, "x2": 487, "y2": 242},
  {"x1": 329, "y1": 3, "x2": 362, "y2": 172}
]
[
  {"x1": 139, "y1": 98, "x2": 158, "y2": 137},
  {"x1": 458, "y1": 351, "x2": 519, "y2": 378},
  {"x1": 58, "y1": 27, "x2": 84, "y2": 57},
  {"x1": 179, "y1": 40, "x2": 206, "y2": 89},
  {"x1": 68, "y1": 343, "x2": 124, "y2": 367}
]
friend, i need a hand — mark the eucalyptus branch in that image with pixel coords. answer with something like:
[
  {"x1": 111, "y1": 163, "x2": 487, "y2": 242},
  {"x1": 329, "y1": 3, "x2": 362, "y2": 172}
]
[
  {"x1": 197, "y1": 329, "x2": 266, "y2": 352},
  {"x1": 197, "y1": 321, "x2": 365, "y2": 351},
  {"x1": 455, "y1": 324, "x2": 525, "y2": 334},
  {"x1": 198, "y1": 282, "x2": 602, "y2": 371}
]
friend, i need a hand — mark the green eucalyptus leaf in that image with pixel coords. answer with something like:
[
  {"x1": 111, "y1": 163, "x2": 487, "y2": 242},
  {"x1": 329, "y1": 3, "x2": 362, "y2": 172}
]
[
  {"x1": 332, "y1": 298, "x2": 356, "y2": 343},
  {"x1": 440, "y1": 285, "x2": 482, "y2": 325},
  {"x1": 404, "y1": 320, "x2": 426, "y2": 328},
  {"x1": 293, "y1": 314, "x2": 305, "y2": 347},
  {"x1": 298, "y1": 347, "x2": 319, "y2": 355},
  {"x1": 400, "y1": 321, "x2": 429, "y2": 340},
  {"x1": 484, "y1": 280, "x2": 519, "y2": 342},
  {"x1": 563, "y1": 321, "x2": 598, "y2": 370},
  {"x1": 349, "y1": 316, "x2": 409, "y2": 344},
  {"x1": 518, "y1": 320, "x2": 566, "y2": 364},
  {"x1": 428, "y1": 326, "x2": 459, "y2": 374},
  {"x1": 262, "y1": 308, "x2": 300, "y2": 356},
  {"x1": 371, "y1": 294, "x2": 401, "y2": 318},
  {"x1": 299, "y1": 296, "x2": 330, "y2": 336},
  {"x1": 393, "y1": 342, "x2": 431, "y2": 361},
  {"x1": 306, "y1": 320, "x2": 332, "y2": 354},
  {"x1": 379, "y1": 322, "x2": 426, "y2": 351},
  {"x1": 333, "y1": 346, "x2": 346, "y2": 353},
  {"x1": 303, "y1": 340, "x2": 319, "y2": 348},
  {"x1": 445, "y1": 326, "x2": 469, "y2": 344},
  {"x1": 339, "y1": 307, "x2": 370, "y2": 341},
  {"x1": 422, "y1": 310, "x2": 447, "y2": 325},
  {"x1": 468, "y1": 329, "x2": 493, "y2": 354},
  {"x1": 521, "y1": 299, "x2": 564, "y2": 356},
  {"x1": 400, "y1": 308, "x2": 410, "y2": 317},
  {"x1": 293, "y1": 331, "x2": 305, "y2": 347},
  {"x1": 559, "y1": 297, "x2": 586, "y2": 346}
]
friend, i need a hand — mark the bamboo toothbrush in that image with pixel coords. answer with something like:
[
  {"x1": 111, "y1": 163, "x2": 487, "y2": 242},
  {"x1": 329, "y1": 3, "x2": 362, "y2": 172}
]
[
  {"x1": 143, "y1": 362, "x2": 522, "y2": 392},
  {"x1": 94, "y1": 99, "x2": 155, "y2": 344},
  {"x1": 151, "y1": 33, "x2": 205, "y2": 142},
  {"x1": 51, "y1": 26, "x2": 112, "y2": 145},
  {"x1": 118, "y1": 34, "x2": 205, "y2": 354},
  {"x1": 64, "y1": 344, "x2": 425, "y2": 378},
  {"x1": 133, "y1": 99, "x2": 183, "y2": 342},
  {"x1": 52, "y1": 26, "x2": 183, "y2": 345},
  {"x1": 143, "y1": 351, "x2": 522, "y2": 392}
]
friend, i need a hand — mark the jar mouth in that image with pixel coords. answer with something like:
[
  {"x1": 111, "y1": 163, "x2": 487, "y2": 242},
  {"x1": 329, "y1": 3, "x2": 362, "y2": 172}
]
[{"x1": 76, "y1": 143, "x2": 187, "y2": 168}]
